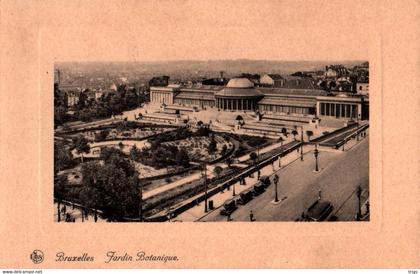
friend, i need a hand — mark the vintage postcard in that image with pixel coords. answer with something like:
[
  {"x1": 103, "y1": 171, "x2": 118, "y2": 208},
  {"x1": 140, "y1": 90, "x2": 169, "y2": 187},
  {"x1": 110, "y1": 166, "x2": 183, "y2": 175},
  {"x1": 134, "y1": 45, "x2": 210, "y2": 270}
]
[{"x1": 0, "y1": 0, "x2": 418, "y2": 269}]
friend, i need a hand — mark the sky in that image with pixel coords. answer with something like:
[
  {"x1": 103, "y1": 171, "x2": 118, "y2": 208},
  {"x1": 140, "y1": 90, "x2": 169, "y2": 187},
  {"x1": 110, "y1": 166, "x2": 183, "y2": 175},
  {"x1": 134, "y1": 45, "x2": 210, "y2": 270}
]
[{"x1": 34, "y1": 0, "x2": 372, "y2": 62}]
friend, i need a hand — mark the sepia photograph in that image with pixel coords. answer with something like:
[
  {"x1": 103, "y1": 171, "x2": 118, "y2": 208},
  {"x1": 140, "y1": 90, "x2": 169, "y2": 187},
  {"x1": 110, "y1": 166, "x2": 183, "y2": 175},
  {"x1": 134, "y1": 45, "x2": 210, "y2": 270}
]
[
  {"x1": 53, "y1": 60, "x2": 369, "y2": 222},
  {"x1": 1, "y1": 0, "x2": 419, "y2": 270}
]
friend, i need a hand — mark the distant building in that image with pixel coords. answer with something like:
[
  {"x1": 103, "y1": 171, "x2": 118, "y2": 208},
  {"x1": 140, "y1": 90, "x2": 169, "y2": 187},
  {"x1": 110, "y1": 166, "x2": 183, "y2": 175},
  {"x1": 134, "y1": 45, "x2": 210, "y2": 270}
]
[
  {"x1": 95, "y1": 89, "x2": 115, "y2": 100},
  {"x1": 356, "y1": 81, "x2": 369, "y2": 95},
  {"x1": 333, "y1": 80, "x2": 354, "y2": 93},
  {"x1": 83, "y1": 89, "x2": 96, "y2": 101},
  {"x1": 109, "y1": 83, "x2": 118, "y2": 91},
  {"x1": 66, "y1": 91, "x2": 80, "y2": 107},
  {"x1": 260, "y1": 74, "x2": 318, "y2": 89},
  {"x1": 325, "y1": 65, "x2": 350, "y2": 78},
  {"x1": 59, "y1": 85, "x2": 82, "y2": 107},
  {"x1": 259, "y1": 74, "x2": 283, "y2": 87},
  {"x1": 150, "y1": 77, "x2": 369, "y2": 120},
  {"x1": 297, "y1": 71, "x2": 325, "y2": 80},
  {"x1": 95, "y1": 89, "x2": 104, "y2": 100}
]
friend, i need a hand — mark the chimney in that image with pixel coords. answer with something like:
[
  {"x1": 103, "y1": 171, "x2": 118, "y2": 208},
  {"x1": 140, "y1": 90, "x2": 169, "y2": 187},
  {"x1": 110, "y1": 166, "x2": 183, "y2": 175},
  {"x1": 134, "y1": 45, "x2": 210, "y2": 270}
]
[{"x1": 220, "y1": 71, "x2": 224, "y2": 80}]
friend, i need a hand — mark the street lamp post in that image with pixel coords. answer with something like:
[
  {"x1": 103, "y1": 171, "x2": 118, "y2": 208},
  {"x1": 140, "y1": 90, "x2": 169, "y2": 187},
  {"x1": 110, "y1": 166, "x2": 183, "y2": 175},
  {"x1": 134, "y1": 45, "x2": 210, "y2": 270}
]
[
  {"x1": 273, "y1": 174, "x2": 279, "y2": 203},
  {"x1": 203, "y1": 163, "x2": 208, "y2": 213},
  {"x1": 342, "y1": 137, "x2": 346, "y2": 151},
  {"x1": 314, "y1": 143, "x2": 319, "y2": 172},
  {"x1": 300, "y1": 126, "x2": 304, "y2": 161},
  {"x1": 278, "y1": 138, "x2": 283, "y2": 168},
  {"x1": 232, "y1": 182, "x2": 236, "y2": 196},
  {"x1": 356, "y1": 185, "x2": 362, "y2": 220},
  {"x1": 139, "y1": 180, "x2": 143, "y2": 222},
  {"x1": 167, "y1": 210, "x2": 173, "y2": 222}
]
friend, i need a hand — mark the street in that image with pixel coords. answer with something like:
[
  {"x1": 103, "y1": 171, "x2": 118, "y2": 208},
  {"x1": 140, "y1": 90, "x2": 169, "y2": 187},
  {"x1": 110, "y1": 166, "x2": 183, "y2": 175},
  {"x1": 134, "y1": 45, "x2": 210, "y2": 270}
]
[{"x1": 201, "y1": 136, "x2": 369, "y2": 221}]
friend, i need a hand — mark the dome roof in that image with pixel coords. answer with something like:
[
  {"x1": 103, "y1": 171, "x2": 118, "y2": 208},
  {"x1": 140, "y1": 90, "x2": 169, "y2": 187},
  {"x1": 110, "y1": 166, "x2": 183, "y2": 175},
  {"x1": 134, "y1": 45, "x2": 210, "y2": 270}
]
[{"x1": 226, "y1": 78, "x2": 254, "y2": 88}]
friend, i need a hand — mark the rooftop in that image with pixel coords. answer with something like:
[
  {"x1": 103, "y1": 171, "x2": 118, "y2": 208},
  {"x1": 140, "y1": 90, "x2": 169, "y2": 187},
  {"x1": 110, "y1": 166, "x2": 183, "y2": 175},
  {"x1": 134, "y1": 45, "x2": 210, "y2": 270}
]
[{"x1": 226, "y1": 78, "x2": 254, "y2": 88}]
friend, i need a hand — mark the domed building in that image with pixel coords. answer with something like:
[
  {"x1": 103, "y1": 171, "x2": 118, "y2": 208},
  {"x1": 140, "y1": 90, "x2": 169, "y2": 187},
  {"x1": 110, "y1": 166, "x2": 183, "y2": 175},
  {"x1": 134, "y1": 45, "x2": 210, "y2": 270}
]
[
  {"x1": 214, "y1": 78, "x2": 264, "y2": 111},
  {"x1": 149, "y1": 74, "x2": 369, "y2": 122}
]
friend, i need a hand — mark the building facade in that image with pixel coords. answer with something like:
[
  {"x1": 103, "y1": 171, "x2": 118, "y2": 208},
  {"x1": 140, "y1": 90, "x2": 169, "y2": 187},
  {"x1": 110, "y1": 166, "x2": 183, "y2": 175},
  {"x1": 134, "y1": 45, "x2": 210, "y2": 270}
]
[{"x1": 149, "y1": 77, "x2": 369, "y2": 120}]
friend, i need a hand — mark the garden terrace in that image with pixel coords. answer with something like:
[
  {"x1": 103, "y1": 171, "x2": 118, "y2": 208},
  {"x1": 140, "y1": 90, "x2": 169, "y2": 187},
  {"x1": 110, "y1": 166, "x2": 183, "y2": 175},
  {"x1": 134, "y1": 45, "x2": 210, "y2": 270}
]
[
  {"x1": 261, "y1": 113, "x2": 313, "y2": 125},
  {"x1": 242, "y1": 124, "x2": 288, "y2": 135},
  {"x1": 164, "y1": 105, "x2": 196, "y2": 112},
  {"x1": 141, "y1": 113, "x2": 178, "y2": 123}
]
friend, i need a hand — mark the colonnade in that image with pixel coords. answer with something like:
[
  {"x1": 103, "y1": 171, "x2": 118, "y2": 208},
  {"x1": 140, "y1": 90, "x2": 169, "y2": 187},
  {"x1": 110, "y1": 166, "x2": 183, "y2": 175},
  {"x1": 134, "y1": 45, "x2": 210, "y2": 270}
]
[{"x1": 215, "y1": 98, "x2": 258, "y2": 111}]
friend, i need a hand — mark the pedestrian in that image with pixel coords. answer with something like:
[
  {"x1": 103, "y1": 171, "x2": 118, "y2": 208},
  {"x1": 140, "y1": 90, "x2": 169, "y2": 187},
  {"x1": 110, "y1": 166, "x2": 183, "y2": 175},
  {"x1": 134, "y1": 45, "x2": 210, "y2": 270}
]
[
  {"x1": 227, "y1": 213, "x2": 231, "y2": 222},
  {"x1": 249, "y1": 210, "x2": 255, "y2": 222}
]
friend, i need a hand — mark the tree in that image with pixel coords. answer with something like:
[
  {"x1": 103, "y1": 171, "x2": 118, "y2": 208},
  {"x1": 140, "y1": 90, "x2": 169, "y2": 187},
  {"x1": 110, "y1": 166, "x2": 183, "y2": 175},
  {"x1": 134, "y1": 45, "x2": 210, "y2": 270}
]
[
  {"x1": 208, "y1": 135, "x2": 217, "y2": 155},
  {"x1": 291, "y1": 130, "x2": 298, "y2": 141},
  {"x1": 306, "y1": 130, "x2": 314, "y2": 142},
  {"x1": 80, "y1": 151, "x2": 141, "y2": 222},
  {"x1": 79, "y1": 161, "x2": 102, "y2": 222},
  {"x1": 54, "y1": 106, "x2": 68, "y2": 126},
  {"x1": 54, "y1": 141, "x2": 74, "y2": 174},
  {"x1": 213, "y1": 165, "x2": 223, "y2": 178},
  {"x1": 221, "y1": 144, "x2": 228, "y2": 155},
  {"x1": 73, "y1": 135, "x2": 90, "y2": 163},
  {"x1": 129, "y1": 145, "x2": 141, "y2": 162},
  {"x1": 54, "y1": 175, "x2": 68, "y2": 222},
  {"x1": 235, "y1": 115, "x2": 244, "y2": 125},
  {"x1": 281, "y1": 127, "x2": 288, "y2": 137},
  {"x1": 118, "y1": 142, "x2": 124, "y2": 151},
  {"x1": 77, "y1": 91, "x2": 88, "y2": 110},
  {"x1": 94, "y1": 129, "x2": 110, "y2": 142},
  {"x1": 176, "y1": 147, "x2": 190, "y2": 168},
  {"x1": 225, "y1": 157, "x2": 233, "y2": 168},
  {"x1": 195, "y1": 125, "x2": 211, "y2": 137},
  {"x1": 78, "y1": 108, "x2": 93, "y2": 122},
  {"x1": 249, "y1": 152, "x2": 258, "y2": 165},
  {"x1": 278, "y1": 136, "x2": 284, "y2": 147}
]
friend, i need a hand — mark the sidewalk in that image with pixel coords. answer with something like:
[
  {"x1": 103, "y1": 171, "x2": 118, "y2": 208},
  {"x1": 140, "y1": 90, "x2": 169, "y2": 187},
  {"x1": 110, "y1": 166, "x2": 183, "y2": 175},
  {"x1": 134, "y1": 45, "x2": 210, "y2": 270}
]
[
  {"x1": 54, "y1": 202, "x2": 106, "y2": 223},
  {"x1": 173, "y1": 146, "x2": 310, "y2": 221}
]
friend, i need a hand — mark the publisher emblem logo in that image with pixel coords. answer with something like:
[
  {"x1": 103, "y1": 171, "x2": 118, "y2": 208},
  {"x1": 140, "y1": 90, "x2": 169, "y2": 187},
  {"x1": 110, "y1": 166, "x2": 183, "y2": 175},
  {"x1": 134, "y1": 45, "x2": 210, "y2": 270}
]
[{"x1": 30, "y1": 249, "x2": 44, "y2": 264}]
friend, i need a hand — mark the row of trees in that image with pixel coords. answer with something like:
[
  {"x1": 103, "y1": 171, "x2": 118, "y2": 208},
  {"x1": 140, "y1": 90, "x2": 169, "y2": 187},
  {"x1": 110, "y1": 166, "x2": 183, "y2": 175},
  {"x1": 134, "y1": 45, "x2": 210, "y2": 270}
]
[
  {"x1": 54, "y1": 84, "x2": 148, "y2": 126},
  {"x1": 54, "y1": 141, "x2": 75, "y2": 175}
]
